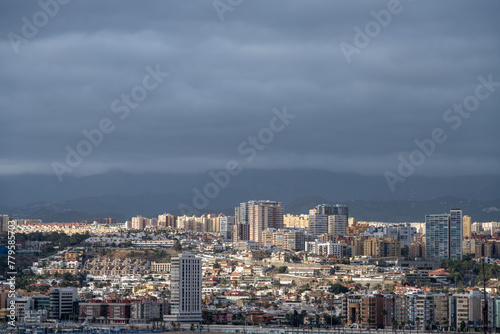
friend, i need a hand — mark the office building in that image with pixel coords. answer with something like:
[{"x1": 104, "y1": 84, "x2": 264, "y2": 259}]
[
  {"x1": 166, "y1": 254, "x2": 202, "y2": 323},
  {"x1": 425, "y1": 209, "x2": 463, "y2": 260},
  {"x1": 49, "y1": 287, "x2": 78, "y2": 320}
]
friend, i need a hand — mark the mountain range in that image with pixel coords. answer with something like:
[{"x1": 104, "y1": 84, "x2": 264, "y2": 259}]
[{"x1": 1, "y1": 169, "x2": 499, "y2": 223}]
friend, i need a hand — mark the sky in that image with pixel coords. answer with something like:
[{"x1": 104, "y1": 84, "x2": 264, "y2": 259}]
[{"x1": 1, "y1": 0, "x2": 499, "y2": 179}]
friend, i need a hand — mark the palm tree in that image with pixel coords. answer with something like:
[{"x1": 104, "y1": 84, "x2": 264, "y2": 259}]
[
  {"x1": 381, "y1": 309, "x2": 387, "y2": 328},
  {"x1": 391, "y1": 318, "x2": 398, "y2": 334}
]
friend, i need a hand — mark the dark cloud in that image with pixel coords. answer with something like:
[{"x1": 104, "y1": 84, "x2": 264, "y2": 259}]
[{"x1": 1, "y1": 0, "x2": 499, "y2": 177}]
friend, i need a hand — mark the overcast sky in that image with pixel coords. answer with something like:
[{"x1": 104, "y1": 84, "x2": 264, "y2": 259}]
[{"x1": 1, "y1": 0, "x2": 499, "y2": 178}]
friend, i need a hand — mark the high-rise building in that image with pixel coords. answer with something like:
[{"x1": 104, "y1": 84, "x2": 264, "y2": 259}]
[
  {"x1": 309, "y1": 204, "x2": 348, "y2": 237},
  {"x1": 425, "y1": 209, "x2": 463, "y2": 260},
  {"x1": 362, "y1": 236, "x2": 401, "y2": 258},
  {"x1": 158, "y1": 213, "x2": 176, "y2": 229},
  {"x1": 232, "y1": 222, "x2": 249, "y2": 242},
  {"x1": 219, "y1": 216, "x2": 235, "y2": 240},
  {"x1": 49, "y1": 287, "x2": 78, "y2": 320},
  {"x1": 236, "y1": 200, "x2": 283, "y2": 246},
  {"x1": 131, "y1": 216, "x2": 148, "y2": 230},
  {"x1": 166, "y1": 254, "x2": 202, "y2": 323},
  {"x1": 463, "y1": 215, "x2": 472, "y2": 238},
  {"x1": 283, "y1": 214, "x2": 309, "y2": 228},
  {"x1": 0, "y1": 215, "x2": 10, "y2": 232},
  {"x1": 309, "y1": 213, "x2": 329, "y2": 237},
  {"x1": 328, "y1": 214, "x2": 348, "y2": 237}
]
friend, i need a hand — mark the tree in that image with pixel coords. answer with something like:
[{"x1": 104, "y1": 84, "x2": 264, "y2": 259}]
[
  {"x1": 277, "y1": 266, "x2": 288, "y2": 273},
  {"x1": 381, "y1": 309, "x2": 387, "y2": 328},
  {"x1": 460, "y1": 320, "x2": 466, "y2": 332},
  {"x1": 391, "y1": 318, "x2": 398, "y2": 333},
  {"x1": 173, "y1": 241, "x2": 182, "y2": 252},
  {"x1": 329, "y1": 283, "x2": 348, "y2": 294}
]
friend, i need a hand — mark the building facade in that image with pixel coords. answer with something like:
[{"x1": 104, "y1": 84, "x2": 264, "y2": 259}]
[
  {"x1": 166, "y1": 254, "x2": 202, "y2": 322},
  {"x1": 425, "y1": 209, "x2": 463, "y2": 260}
]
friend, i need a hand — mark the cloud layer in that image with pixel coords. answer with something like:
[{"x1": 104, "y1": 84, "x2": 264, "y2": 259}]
[{"x1": 1, "y1": 0, "x2": 499, "y2": 178}]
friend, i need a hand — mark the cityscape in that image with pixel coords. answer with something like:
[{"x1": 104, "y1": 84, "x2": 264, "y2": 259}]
[
  {"x1": 1, "y1": 201, "x2": 500, "y2": 332},
  {"x1": 2, "y1": 1, "x2": 500, "y2": 334}
]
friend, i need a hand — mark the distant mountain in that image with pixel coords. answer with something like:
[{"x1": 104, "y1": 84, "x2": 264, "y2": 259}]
[
  {"x1": 0, "y1": 169, "x2": 499, "y2": 222},
  {"x1": 2, "y1": 195, "x2": 499, "y2": 224},
  {"x1": 286, "y1": 196, "x2": 500, "y2": 222}
]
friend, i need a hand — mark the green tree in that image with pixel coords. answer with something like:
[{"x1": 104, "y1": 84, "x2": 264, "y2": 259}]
[
  {"x1": 173, "y1": 241, "x2": 182, "y2": 252},
  {"x1": 329, "y1": 282, "x2": 349, "y2": 294},
  {"x1": 277, "y1": 266, "x2": 288, "y2": 273}
]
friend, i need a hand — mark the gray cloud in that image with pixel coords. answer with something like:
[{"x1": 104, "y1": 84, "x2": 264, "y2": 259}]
[{"x1": 1, "y1": 0, "x2": 499, "y2": 178}]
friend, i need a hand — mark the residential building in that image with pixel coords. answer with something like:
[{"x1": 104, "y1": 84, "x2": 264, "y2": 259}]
[
  {"x1": 151, "y1": 261, "x2": 171, "y2": 273},
  {"x1": 158, "y1": 213, "x2": 176, "y2": 229},
  {"x1": 363, "y1": 237, "x2": 401, "y2": 258},
  {"x1": 328, "y1": 214, "x2": 348, "y2": 237},
  {"x1": 131, "y1": 216, "x2": 148, "y2": 230},
  {"x1": 166, "y1": 254, "x2": 202, "y2": 322},
  {"x1": 238, "y1": 200, "x2": 283, "y2": 246},
  {"x1": 219, "y1": 216, "x2": 235, "y2": 240},
  {"x1": 426, "y1": 209, "x2": 463, "y2": 260},
  {"x1": 283, "y1": 214, "x2": 309, "y2": 228},
  {"x1": 0, "y1": 214, "x2": 9, "y2": 232},
  {"x1": 130, "y1": 299, "x2": 167, "y2": 323},
  {"x1": 449, "y1": 290, "x2": 483, "y2": 330},
  {"x1": 309, "y1": 213, "x2": 328, "y2": 237},
  {"x1": 285, "y1": 231, "x2": 306, "y2": 251},
  {"x1": 309, "y1": 204, "x2": 348, "y2": 237},
  {"x1": 232, "y1": 222, "x2": 249, "y2": 242},
  {"x1": 409, "y1": 236, "x2": 425, "y2": 260},
  {"x1": 463, "y1": 215, "x2": 472, "y2": 238}
]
